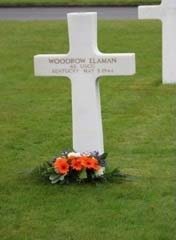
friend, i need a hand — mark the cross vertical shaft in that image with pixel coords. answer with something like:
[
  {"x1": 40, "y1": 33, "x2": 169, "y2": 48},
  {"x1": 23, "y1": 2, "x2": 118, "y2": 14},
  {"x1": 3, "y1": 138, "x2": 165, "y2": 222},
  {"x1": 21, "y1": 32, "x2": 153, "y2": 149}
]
[
  {"x1": 67, "y1": 13, "x2": 104, "y2": 153},
  {"x1": 68, "y1": 12, "x2": 98, "y2": 54},
  {"x1": 139, "y1": 0, "x2": 176, "y2": 84},
  {"x1": 162, "y1": 16, "x2": 176, "y2": 84},
  {"x1": 71, "y1": 75, "x2": 104, "y2": 153}
]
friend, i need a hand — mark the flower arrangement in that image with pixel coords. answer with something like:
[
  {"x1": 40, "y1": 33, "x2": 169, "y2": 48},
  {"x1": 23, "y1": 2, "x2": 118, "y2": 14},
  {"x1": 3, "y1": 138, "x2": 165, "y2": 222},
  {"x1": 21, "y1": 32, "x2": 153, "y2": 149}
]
[
  {"x1": 34, "y1": 150, "x2": 126, "y2": 185},
  {"x1": 37, "y1": 151, "x2": 107, "y2": 184}
]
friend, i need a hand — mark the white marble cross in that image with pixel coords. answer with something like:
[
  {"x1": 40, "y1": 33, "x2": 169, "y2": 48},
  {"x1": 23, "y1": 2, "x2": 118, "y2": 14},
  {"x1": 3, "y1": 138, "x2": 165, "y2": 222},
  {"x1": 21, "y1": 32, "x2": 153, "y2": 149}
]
[
  {"x1": 34, "y1": 12, "x2": 135, "y2": 154},
  {"x1": 139, "y1": 0, "x2": 176, "y2": 84}
]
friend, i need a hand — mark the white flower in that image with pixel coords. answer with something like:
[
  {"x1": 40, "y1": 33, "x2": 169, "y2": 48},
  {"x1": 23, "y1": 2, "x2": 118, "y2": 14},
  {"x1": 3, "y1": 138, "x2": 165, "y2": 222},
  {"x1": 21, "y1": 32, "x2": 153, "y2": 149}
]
[
  {"x1": 59, "y1": 175, "x2": 66, "y2": 181},
  {"x1": 82, "y1": 152, "x2": 91, "y2": 157},
  {"x1": 68, "y1": 152, "x2": 81, "y2": 158},
  {"x1": 95, "y1": 167, "x2": 105, "y2": 177}
]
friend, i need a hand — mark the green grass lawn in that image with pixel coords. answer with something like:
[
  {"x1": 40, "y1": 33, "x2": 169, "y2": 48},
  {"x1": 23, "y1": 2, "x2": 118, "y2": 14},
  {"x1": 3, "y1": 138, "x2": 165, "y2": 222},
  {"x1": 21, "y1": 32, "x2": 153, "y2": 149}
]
[
  {"x1": 0, "y1": 20, "x2": 175, "y2": 240},
  {"x1": 0, "y1": 0, "x2": 161, "y2": 6}
]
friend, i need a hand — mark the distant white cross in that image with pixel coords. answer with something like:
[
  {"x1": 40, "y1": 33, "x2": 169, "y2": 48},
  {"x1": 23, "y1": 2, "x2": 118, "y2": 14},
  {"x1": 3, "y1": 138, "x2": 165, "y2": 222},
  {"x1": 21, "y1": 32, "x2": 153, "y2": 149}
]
[
  {"x1": 139, "y1": 0, "x2": 176, "y2": 84},
  {"x1": 34, "y1": 12, "x2": 135, "y2": 154}
]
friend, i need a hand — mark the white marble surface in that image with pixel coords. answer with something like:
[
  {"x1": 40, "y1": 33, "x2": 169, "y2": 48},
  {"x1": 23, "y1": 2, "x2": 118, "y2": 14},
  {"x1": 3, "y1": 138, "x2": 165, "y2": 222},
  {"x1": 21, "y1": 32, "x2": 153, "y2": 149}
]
[
  {"x1": 139, "y1": 0, "x2": 176, "y2": 84},
  {"x1": 34, "y1": 12, "x2": 136, "y2": 153}
]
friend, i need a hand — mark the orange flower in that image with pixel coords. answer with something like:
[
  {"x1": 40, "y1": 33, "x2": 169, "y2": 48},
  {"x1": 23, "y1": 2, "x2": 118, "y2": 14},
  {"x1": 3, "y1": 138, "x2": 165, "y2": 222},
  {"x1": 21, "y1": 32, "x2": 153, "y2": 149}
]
[
  {"x1": 82, "y1": 156, "x2": 100, "y2": 170},
  {"x1": 71, "y1": 158, "x2": 83, "y2": 171},
  {"x1": 79, "y1": 156, "x2": 91, "y2": 169},
  {"x1": 91, "y1": 157, "x2": 101, "y2": 171},
  {"x1": 54, "y1": 157, "x2": 69, "y2": 175}
]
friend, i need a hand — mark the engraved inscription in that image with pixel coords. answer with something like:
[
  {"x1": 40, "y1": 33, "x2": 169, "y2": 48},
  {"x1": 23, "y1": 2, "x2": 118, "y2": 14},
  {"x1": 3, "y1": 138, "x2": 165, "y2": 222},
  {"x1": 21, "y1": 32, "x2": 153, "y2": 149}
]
[{"x1": 49, "y1": 57, "x2": 117, "y2": 74}]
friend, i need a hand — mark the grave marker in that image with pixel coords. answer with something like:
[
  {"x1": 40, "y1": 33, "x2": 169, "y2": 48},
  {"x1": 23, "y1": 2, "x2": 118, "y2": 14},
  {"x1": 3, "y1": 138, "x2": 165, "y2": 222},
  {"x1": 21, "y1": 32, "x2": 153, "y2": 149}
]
[
  {"x1": 139, "y1": 0, "x2": 176, "y2": 84},
  {"x1": 34, "y1": 12, "x2": 136, "y2": 153}
]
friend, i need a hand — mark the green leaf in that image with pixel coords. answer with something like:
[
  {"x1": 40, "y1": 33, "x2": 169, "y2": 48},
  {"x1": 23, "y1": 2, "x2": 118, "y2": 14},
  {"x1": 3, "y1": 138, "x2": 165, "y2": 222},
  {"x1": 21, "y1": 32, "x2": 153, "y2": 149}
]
[
  {"x1": 51, "y1": 176, "x2": 61, "y2": 184},
  {"x1": 79, "y1": 170, "x2": 87, "y2": 180},
  {"x1": 47, "y1": 167, "x2": 54, "y2": 173},
  {"x1": 111, "y1": 168, "x2": 120, "y2": 176},
  {"x1": 49, "y1": 174, "x2": 60, "y2": 181},
  {"x1": 99, "y1": 152, "x2": 108, "y2": 160}
]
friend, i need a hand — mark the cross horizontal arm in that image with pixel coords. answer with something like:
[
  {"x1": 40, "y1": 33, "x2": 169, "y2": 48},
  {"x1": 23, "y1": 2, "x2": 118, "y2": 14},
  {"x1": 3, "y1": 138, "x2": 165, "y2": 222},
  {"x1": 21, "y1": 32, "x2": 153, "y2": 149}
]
[
  {"x1": 34, "y1": 54, "x2": 70, "y2": 77},
  {"x1": 95, "y1": 53, "x2": 135, "y2": 77},
  {"x1": 138, "y1": 5, "x2": 163, "y2": 20}
]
